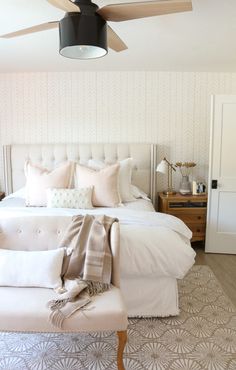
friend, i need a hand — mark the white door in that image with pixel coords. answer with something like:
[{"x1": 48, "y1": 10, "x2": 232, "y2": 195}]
[{"x1": 206, "y1": 95, "x2": 236, "y2": 254}]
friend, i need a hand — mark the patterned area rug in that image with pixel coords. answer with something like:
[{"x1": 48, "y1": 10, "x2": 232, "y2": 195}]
[{"x1": 1, "y1": 265, "x2": 236, "y2": 370}]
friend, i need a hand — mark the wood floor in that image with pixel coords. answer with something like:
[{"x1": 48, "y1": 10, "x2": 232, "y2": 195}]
[{"x1": 193, "y1": 243, "x2": 236, "y2": 307}]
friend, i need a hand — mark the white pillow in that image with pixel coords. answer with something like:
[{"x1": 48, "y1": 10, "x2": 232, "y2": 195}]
[
  {"x1": 119, "y1": 158, "x2": 136, "y2": 202},
  {"x1": 131, "y1": 185, "x2": 151, "y2": 201},
  {"x1": 88, "y1": 159, "x2": 106, "y2": 170},
  {"x1": 0, "y1": 248, "x2": 64, "y2": 288},
  {"x1": 88, "y1": 158, "x2": 135, "y2": 203},
  {"x1": 47, "y1": 188, "x2": 93, "y2": 209}
]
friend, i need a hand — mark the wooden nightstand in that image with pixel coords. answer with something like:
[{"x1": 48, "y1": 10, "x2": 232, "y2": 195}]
[
  {"x1": 0, "y1": 192, "x2": 5, "y2": 201},
  {"x1": 158, "y1": 192, "x2": 207, "y2": 242}
]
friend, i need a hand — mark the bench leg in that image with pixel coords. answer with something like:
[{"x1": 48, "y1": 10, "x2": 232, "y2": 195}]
[{"x1": 117, "y1": 330, "x2": 127, "y2": 370}]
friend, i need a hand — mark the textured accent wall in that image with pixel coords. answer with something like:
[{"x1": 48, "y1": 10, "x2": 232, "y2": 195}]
[{"x1": 0, "y1": 71, "x2": 236, "y2": 192}]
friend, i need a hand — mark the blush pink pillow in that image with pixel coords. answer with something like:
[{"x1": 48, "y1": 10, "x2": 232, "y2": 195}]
[
  {"x1": 76, "y1": 163, "x2": 120, "y2": 207},
  {"x1": 25, "y1": 161, "x2": 74, "y2": 207}
]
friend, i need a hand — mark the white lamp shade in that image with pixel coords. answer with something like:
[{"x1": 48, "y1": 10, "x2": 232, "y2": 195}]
[{"x1": 156, "y1": 160, "x2": 168, "y2": 174}]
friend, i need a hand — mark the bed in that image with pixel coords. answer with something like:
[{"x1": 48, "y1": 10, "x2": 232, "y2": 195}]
[{"x1": 0, "y1": 143, "x2": 195, "y2": 317}]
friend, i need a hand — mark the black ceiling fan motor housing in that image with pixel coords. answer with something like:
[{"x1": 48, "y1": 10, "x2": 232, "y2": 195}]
[{"x1": 59, "y1": 12, "x2": 107, "y2": 59}]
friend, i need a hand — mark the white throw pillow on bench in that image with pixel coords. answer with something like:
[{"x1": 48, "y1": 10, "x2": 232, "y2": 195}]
[{"x1": 0, "y1": 248, "x2": 64, "y2": 288}]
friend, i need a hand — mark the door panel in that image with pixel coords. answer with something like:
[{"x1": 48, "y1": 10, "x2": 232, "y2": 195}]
[
  {"x1": 206, "y1": 95, "x2": 236, "y2": 254},
  {"x1": 217, "y1": 192, "x2": 236, "y2": 233},
  {"x1": 220, "y1": 104, "x2": 236, "y2": 177}
]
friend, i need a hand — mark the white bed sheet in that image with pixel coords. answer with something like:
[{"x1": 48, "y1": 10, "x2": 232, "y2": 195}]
[
  {"x1": 2, "y1": 194, "x2": 155, "y2": 211},
  {"x1": 123, "y1": 199, "x2": 155, "y2": 212},
  {"x1": 121, "y1": 276, "x2": 178, "y2": 317}
]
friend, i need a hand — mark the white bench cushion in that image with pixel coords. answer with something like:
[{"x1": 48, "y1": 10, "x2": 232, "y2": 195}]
[{"x1": 0, "y1": 285, "x2": 127, "y2": 333}]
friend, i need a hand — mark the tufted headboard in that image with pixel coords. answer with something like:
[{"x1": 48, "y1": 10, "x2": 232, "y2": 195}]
[{"x1": 3, "y1": 143, "x2": 157, "y2": 203}]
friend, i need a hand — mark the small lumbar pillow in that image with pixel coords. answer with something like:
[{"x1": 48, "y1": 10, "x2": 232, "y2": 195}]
[
  {"x1": 24, "y1": 160, "x2": 74, "y2": 207},
  {"x1": 76, "y1": 163, "x2": 120, "y2": 207},
  {"x1": 0, "y1": 248, "x2": 64, "y2": 288},
  {"x1": 47, "y1": 187, "x2": 93, "y2": 209}
]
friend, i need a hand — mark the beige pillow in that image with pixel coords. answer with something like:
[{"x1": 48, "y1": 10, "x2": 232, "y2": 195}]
[
  {"x1": 88, "y1": 158, "x2": 135, "y2": 202},
  {"x1": 25, "y1": 161, "x2": 74, "y2": 207},
  {"x1": 76, "y1": 163, "x2": 120, "y2": 207}
]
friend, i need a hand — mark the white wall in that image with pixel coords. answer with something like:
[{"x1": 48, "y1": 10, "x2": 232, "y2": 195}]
[{"x1": 0, "y1": 71, "x2": 236, "y2": 192}]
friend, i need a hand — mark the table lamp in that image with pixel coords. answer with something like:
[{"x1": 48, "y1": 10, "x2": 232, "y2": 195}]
[{"x1": 156, "y1": 157, "x2": 176, "y2": 195}]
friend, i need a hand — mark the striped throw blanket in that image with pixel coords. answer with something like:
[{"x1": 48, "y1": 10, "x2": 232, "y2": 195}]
[{"x1": 48, "y1": 214, "x2": 118, "y2": 328}]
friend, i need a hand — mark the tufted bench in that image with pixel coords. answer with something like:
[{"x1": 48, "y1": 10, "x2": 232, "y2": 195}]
[{"x1": 0, "y1": 215, "x2": 128, "y2": 370}]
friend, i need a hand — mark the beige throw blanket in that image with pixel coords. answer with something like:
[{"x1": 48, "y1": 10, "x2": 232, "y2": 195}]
[{"x1": 48, "y1": 214, "x2": 118, "y2": 328}]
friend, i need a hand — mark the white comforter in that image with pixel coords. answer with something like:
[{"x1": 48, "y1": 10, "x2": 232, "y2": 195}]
[{"x1": 0, "y1": 202, "x2": 195, "y2": 280}]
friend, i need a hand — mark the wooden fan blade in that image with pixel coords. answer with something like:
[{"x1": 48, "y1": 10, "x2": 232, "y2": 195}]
[
  {"x1": 0, "y1": 21, "x2": 59, "y2": 38},
  {"x1": 98, "y1": 0, "x2": 192, "y2": 22},
  {"x1": 47, "y1": 0, "x2": 80, "y2": 12},
  {"x1": 107, "y1": 26, "x2": 127, "y2": 52}
]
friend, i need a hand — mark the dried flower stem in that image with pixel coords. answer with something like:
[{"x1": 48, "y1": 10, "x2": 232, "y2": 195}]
[{"x1": 175, "y1": 162, "x2": 196, "y2": 176}]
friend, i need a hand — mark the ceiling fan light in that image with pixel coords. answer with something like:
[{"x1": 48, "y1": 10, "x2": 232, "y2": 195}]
[
  {"x1": 59, "y1": 13, "x2": 107, "y2": 60},
  {"x1": 61, "y1": 45, "x2": 107, "y2": 59}
]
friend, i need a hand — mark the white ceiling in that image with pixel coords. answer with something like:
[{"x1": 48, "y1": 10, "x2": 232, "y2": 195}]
[{"x1": 0, "y1": 0, "x2": 236, "y2": 72}]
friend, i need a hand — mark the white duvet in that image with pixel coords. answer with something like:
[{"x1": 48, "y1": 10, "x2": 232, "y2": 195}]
[{"x1": 0, "y1": 201, "x2": 195, "y2": 280}]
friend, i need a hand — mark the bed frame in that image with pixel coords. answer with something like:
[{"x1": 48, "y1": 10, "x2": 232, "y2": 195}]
[{"x1": 3, "y1": 143, "x2": 157, "y2": 203}]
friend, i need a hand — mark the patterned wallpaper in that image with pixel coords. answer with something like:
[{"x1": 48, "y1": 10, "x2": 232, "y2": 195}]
[{"x1": 0, "y1": 71, "x2": 236, "y2": 192}]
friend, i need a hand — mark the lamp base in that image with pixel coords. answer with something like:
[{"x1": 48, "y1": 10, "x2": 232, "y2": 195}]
[{"x1": 163, "y1": 190, "x2": 176, "y2": 196}]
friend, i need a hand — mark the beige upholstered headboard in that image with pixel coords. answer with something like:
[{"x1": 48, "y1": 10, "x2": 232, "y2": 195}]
[{"x1": 3, "y1": 143, "x2": 157, "y2": 203}]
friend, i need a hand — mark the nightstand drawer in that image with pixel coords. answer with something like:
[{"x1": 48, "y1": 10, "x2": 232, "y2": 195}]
[
  {"x1": 168, "y1": 212, "x2": 206, "y2": 224},
  {"x1": 167, "y1": 201, "x2": 207, "y2": 210},
  {"x1": 187, "y1": 223, "x2": 206, "y2": 235}
]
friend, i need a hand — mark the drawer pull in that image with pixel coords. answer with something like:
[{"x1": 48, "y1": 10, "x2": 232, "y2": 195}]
[
  {"x1": 197, "y1": 229, "x2": 201, "y2": 233},
  {"x1": 197, "y1": 216, "x2": 202, "y2": 220}
]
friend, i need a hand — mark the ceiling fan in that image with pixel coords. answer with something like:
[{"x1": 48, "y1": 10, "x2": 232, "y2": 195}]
[{"x1": 0, "y1": 0, "x2": 192, "y2": 59}]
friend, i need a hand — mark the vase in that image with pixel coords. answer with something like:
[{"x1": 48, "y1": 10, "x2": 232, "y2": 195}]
[{"x1": 179, "y1": 175, "x2": 191, "y2": 195}]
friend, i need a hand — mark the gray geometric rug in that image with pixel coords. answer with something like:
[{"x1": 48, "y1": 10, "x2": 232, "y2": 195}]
[{"x1": 0, "y1": 265, "x2": 236, "y2": 370}]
